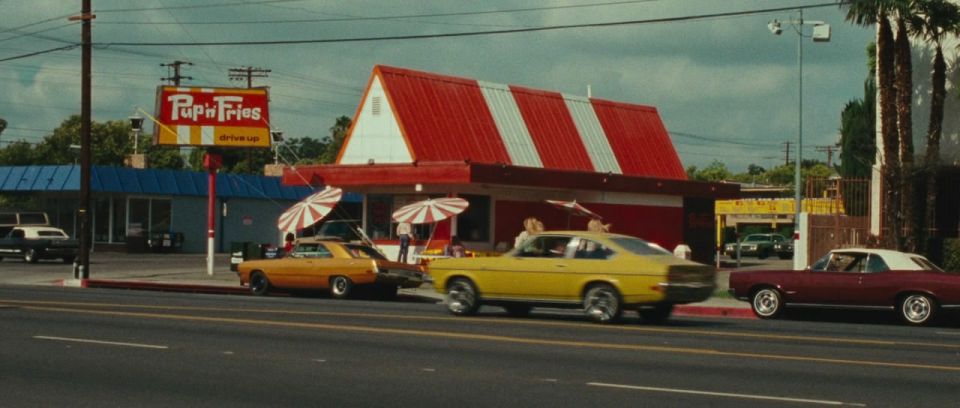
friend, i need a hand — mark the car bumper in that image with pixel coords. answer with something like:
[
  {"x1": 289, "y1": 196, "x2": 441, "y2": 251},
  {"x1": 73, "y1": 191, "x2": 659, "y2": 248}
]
[
  {"x1": 658, "y1": 281, "x2": 716, "y2": 304},
  {"x1": 375, "y1": 269, "x2": 426, "y2": 288}
]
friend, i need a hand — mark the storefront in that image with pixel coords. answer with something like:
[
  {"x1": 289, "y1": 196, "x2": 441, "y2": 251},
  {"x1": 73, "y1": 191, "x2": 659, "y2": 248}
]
[{"x1": 283, "y1": 66, "x2": 738, "y2": 264}]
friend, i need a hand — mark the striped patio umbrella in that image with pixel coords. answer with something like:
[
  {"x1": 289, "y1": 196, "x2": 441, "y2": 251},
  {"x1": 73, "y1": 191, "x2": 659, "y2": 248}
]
[
  {"x1": 277, "y1": 186, "x2": 343, "y2": 233},
  {"x1": 545, "y1": 199, "x2": 602, "y2": 220},
  {"x1": 392, "y1": 197, "x2": 469, "y2": 224}
]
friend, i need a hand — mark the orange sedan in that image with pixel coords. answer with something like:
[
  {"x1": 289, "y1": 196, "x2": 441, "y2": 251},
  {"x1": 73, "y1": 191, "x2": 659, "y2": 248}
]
[{"x1": 237, "y1": 239, "x2": 426, "y2": 299}]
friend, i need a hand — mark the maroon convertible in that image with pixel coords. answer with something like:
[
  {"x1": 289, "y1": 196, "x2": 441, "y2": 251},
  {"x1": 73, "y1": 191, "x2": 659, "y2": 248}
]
[{"x1": 728, "y1": 248, "x2": 960, "y2": 325}]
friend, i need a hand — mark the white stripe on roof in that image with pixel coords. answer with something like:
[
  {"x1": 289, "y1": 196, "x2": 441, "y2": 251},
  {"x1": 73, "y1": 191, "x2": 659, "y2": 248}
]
[
  {"x1": 478, "y1": 81, "x2": 542, "y2": 168},
  {"x1": 563, "y1": 94, "x2": 622, "y2": 174}
]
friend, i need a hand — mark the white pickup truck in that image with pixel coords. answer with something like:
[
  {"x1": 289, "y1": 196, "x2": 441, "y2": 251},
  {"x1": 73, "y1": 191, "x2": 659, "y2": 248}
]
[{"x1": 0, "y1": 226, "x2": 79, "y2": 264}]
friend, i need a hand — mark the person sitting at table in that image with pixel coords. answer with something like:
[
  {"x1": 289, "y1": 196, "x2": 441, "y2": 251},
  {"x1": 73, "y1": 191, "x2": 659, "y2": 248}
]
[{"x1": 446, "y1": 235, "x2": 466, "y2": 258}]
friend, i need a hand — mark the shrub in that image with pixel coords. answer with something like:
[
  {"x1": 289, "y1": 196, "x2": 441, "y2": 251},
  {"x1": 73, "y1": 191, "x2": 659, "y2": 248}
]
[{"x1": 943, "y1": 239, "x2": 960, "y2": 272}]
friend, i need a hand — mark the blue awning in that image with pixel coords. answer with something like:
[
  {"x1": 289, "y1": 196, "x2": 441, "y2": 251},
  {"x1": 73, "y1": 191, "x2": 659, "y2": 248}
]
[{"x1": 0, "y1": 165, "x2": 361, "y2": 202}]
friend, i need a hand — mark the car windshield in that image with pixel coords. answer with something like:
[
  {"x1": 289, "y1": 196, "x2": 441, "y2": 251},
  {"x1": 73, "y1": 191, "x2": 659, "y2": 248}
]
[
  {"x1": 744, "y1": 235, "x2": 769, "y2": 242},
  {"x1": 610, "y1": 237, "x2": 671, "y2": 256},
  {"x1": 37, "y1": 230, "x2": 67, "y2": 237},
  {"x1": 344, "y1": 244, "x2": 386, "y2": 260}
]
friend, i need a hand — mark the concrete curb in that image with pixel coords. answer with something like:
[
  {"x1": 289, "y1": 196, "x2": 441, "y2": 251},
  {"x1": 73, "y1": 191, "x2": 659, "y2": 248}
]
[{"x1": 674, "y1": 304, "x2": 757, "y2": 319}]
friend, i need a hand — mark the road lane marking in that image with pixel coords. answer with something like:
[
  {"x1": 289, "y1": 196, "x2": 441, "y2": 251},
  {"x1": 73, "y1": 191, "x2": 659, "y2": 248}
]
[
  {"x1": 16, "y1": 304, "x2": 960, "y2": 373},
  {"x1": 33, "y1": 335, "x2": 168, "y2": 350},
  {"x1": 3, "y1": 298, "x2": 958, "y2": 351},
  {"x1": 587, "y1": 382, "x2": 864, "y2": 406}
]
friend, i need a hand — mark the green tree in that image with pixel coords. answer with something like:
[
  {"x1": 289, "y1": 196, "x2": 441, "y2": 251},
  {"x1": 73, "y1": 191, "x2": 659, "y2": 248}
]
[
  {"x1": 144, "y1": 144, "x2": 185, "y2": 170},
  {"x1": 688, "y1": 160, "x2": 731, "y2": 182},
  {"x1": 283, "y1": 136, "x2": 328, "y2": 165},
  {"x1": 33, "y1": 115, "x2": 134, "y2": 166},
  {"x1": 0, "y1": 118, "x2": 7, "y2": 137},
  {"x1": 320, "y1": 116, "x2": 352, "y2": 164},
  {"x1": 0, "y1": 141, "x2": 38, "y2": 165},
  {"x1": 892, "y1": 0, "x2": 917, "y2": 250},
  {"x1": 909, "y1": 0, "x2": 960, "y2": 247},
  {"x1": 840, "y1": 44, "x2": 876, "y2": 179},
  {"x1": 842, "y1": 0, "x2": 900, "y2": 248}
]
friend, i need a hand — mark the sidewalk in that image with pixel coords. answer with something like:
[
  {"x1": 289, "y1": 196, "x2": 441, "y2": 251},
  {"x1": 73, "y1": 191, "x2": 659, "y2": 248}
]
[{"x1": 3, "y1": 252, "x2": 754, "y2": 319}]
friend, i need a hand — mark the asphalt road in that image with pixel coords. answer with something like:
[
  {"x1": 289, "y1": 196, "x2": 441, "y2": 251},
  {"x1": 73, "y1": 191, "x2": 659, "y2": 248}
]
[{"x1": 2, "y1": 286, "x2": 959, "y2": 407}]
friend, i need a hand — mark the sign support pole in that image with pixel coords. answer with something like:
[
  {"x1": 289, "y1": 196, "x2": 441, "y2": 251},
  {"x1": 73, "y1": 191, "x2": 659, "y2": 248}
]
[{"x1": 204, "y1": 152, "x2": 222, "y2": 276}]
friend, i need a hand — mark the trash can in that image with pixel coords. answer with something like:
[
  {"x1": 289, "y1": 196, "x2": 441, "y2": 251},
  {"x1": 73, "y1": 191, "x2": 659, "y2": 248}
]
[{"x1": 230, "y1": 241, "x2": 253, "y2": 272}]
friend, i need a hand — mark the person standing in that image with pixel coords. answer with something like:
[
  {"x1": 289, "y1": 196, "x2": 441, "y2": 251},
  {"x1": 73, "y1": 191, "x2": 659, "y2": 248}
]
[
  {"x1": 514, "y1": 217, "x2": 544, "y2": 249},
  {"x1": 282, "y1": 232, "x2": 295, "y2": 257},
  {"x1": 446, "y1": 235, "x2": 466, "y2": 258},
  {"x1": 396, "y1": 221, "x2": 413, "y2": 263}
]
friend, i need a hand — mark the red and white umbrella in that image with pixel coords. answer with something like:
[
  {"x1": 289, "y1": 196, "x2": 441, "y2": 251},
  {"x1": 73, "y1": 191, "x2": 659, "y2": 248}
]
[
  {"x1": 545, "y1": 199, "x2": 602, "y2": 220},
  {"x1": 278, "y1": 186, "x2": 343, "y2": 233},
  {"x1": 392, "y1": 197, "x2": 469, "y2": 224}
]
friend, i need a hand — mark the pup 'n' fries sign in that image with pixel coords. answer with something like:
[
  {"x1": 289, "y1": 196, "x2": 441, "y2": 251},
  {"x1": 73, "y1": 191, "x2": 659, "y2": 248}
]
[{"x1": 154, "y1": 86, "x2": 271, "y2": 148}]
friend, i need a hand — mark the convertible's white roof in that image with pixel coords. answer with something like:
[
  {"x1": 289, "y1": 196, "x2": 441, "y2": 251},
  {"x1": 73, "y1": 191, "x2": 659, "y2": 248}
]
[{"x1": 830, "y1": 248, "x2": 930, "y2": 270}]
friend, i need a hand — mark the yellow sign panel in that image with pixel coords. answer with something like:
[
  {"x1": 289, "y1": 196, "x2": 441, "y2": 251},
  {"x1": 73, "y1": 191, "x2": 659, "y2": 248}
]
[{"x1": 716, "y1": 198, "x2": 844, "y2": 215}]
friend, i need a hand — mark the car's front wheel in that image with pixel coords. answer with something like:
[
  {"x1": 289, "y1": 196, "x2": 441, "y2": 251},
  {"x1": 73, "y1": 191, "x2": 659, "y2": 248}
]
[
  {"x1": 900, "y1": 293, "x2": 936, "y2": 326},
  {"x1": 751, "y1": 287, "x2": 783, "y2": 319},
  {"x1": 446, "y1": 278, "x2": 480, "y2": 316},
  {"x1": 249, "y1": 271, "x2": 271, "y2": 296},
  {"x1": 583, "y1": 283, "x2": 622, "y2": 324},
  {"x1": 330, "y1": 276, "x2": 354, "y2": 299},
  {"x1": 24, "y1": 248, "x2": 39, "y2": 263}
]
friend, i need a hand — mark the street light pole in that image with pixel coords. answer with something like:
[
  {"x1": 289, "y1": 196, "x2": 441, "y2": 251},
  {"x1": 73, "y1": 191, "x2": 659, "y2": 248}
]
[
  {"x1": 768, "y1": 10, "x2": 830, "y2": 266},
  {"x1": 795, "y1": 9, "x2": 803, "y2": 239}
]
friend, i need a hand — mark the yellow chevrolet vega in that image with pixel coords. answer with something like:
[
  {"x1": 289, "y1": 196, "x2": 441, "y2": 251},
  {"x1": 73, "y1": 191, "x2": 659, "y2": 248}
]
[
  {"x1": 238, "y1": 239, "x2": 426, "y2": 299},
  {"x1": 429, "y1": 231, "x2": 715, "y2": 323}
]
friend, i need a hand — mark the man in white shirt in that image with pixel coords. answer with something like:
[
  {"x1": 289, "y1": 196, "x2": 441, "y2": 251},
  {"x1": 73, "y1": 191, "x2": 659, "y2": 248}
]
[{"x1": 396, "y1": 221, "x2": 412, "y2": 263}]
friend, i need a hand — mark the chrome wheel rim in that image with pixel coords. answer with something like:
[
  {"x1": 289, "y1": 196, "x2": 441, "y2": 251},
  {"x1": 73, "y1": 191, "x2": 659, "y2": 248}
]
[
  {"x1": 753, "y1": 289, "x2": 780, "y2": 317},
  {"x1": 447, "y1": 283, "x2": 475, "y2": 313},
  {"x1": 250, "y1": 274, "x2": 266, "y2": 293},
  {"x1": 902, "y1": 295, "x2": 931, "y2": 323},
  {"x1": 332, "y1": 277, "x2": 348, "y2": 295},
  {"x1": 585, "y1": 289, "x2": 618, "y2": 322}
]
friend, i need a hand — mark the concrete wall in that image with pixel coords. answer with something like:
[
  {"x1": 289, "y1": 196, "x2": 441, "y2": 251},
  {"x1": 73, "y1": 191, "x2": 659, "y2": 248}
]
[{"x1": 172, "y1": 197, "x2": 293, "y2": 254}]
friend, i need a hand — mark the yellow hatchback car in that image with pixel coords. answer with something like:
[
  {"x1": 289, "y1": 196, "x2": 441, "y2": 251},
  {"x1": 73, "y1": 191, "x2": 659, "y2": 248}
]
[{"x1": 429, "y1": 231, "x2": 716, "y2": 323}]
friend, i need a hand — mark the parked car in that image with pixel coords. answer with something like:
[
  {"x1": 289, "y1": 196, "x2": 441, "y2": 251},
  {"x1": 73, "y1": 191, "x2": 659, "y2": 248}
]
[
  {"x1": 728, "y1": 248, "x2": 960, "y2": 325},
  {"x1": 0, "y1": 226, "x2": 78, "y2": 264},
  {"x1": 723, "y1": 233, "x2": 785, "y2": 259},
  {"x1": 773, "y1": 240, "x2": 794, "y2": 260},
  {"x1": 236, "y1": 238, "x2": 426, "y2": 299},
  {"x1": 428, "y1": 231, "x2": 716, "y2": 324}
]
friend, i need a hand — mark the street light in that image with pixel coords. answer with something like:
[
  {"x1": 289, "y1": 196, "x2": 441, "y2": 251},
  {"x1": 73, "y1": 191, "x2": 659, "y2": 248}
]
[
  {"x1": 129, "y1": 114, "x2": 144, "y2": 154},
  {"x1": 270, "y1": 129, "x2": 284, "y2": 164},
  {"x1": 768, "y1": 10, "x2": 830, "y2": 255}
]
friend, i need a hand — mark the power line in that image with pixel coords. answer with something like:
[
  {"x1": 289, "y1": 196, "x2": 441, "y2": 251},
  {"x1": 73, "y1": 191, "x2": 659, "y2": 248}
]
[
  {"x1": 93, "y1": 0, "x2": 310, "y2": 13},
  {"x1": 94, "y1": 2, "x2": 844, "y2": 47},
  {"x1": 0, "y1": 45, "x2": 78, "y2": 62},
  {"x1": 670, "y1": 131, "x2": 781, "y2": 148},
  {"x1": 96, "y1": 0, "x2": 662, "y2": 26}
]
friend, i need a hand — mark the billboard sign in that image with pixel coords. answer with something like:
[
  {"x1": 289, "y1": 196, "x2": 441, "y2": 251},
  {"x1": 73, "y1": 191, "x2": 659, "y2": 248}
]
[{"x1": 154, "y1": 86, "x2": 271, "y2": 148}]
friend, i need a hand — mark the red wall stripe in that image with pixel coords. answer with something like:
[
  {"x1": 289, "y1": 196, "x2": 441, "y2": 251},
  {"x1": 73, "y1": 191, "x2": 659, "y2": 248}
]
[
  {"x1": 591, "y1": 99, "x2": 686, "y2": 180},
  {"x1": 509, "y1": 86, "x2": 594, "y2": 172}
]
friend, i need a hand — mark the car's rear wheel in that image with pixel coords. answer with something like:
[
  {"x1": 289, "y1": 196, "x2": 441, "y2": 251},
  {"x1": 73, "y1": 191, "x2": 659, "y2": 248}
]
[
  {"x1": 639, "y1": 303, "x2": 674, "y2": 324},
  {"x1": 503, "y1": 304, "x2": 533, "y2": 317},
  {"x1": 751, "y1": 287, "x2": 783, "y2": 319},
  {"x1": 24, "y1": 249, "x2": 39, "y2": 263},
  {"x1": 900, "y1": 293, "x2": 936, "y2": 326},
  {"x1": 330, "y1": 276, "x2": 354, "y2": 299},
  {"x1": 583, "y1": 283, "x2": 622, "y2": 324},
  {"x1": 249, "y1": 271, "x2": 271, "y2": 296},
  {"x1": 446, "y1": 278, "x2": 480, "y2": 316}
]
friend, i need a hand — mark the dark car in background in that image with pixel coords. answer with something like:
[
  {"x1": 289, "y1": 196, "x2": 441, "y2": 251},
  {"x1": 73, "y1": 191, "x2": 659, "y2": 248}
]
[
  {"x1": 774, "y1": 239, "x2": 794, "y2": 259},
  {"x1": 723, "y1": 233, "x2": 785, "y2": 260}
]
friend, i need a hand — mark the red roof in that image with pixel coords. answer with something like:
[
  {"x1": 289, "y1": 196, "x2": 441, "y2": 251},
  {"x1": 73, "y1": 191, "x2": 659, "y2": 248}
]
[{"x1": 335, "y1": 65, "x2": 687, "y2": 180}]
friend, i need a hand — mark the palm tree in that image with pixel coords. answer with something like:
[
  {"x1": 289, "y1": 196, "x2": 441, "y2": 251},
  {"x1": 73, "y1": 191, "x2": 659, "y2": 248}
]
[
  {"x1": 841, "y1": 0, "x2": 900, "y2": 248},
  {"x1": 908, "y1": 0, "x2": 960, "y2": 250},
  {"x1": 892, "y1": 0, "x2": 915, "y2": 252}
]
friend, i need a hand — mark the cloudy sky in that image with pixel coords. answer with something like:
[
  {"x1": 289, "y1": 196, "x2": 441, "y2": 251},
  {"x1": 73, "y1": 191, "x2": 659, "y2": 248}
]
[{"x1": 0, "y1": 0, "x2": 878, "y2": 172}]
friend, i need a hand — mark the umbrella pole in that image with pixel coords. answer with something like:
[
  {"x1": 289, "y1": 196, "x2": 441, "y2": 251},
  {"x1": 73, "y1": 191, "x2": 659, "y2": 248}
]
[{"x1": 423, "y1": 223, "x2": 436, "y2": 255}]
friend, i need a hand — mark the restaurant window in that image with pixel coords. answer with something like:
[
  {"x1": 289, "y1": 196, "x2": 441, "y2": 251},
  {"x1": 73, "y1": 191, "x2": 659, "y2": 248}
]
[
  {"x1": 365, "y1": 194, "x2": 393, "y2": 239},
  {"x1": 456, "y1": 194, "x2": 489, "y2": 242},
  {"x1": 127, "y1": 198, "x2": 172, "y2": 237}
]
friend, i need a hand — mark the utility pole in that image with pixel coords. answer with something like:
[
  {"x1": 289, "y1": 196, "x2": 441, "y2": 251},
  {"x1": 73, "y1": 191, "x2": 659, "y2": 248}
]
[
  {"x1": 782, "y1": 141, "x2": 792, "y2": 166},
  {"x1": 161, "y1": 60, "x2": 193, "y2": 86},
  {"x1": 228, "y1": 66, "x2": 270, "y2": 88},
  {"x1": 815, "y1": 145, "x2": 837, "y2": 168},
  {"x1": 67, "y1": 0, "x2": 94, "y2": 280}
]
